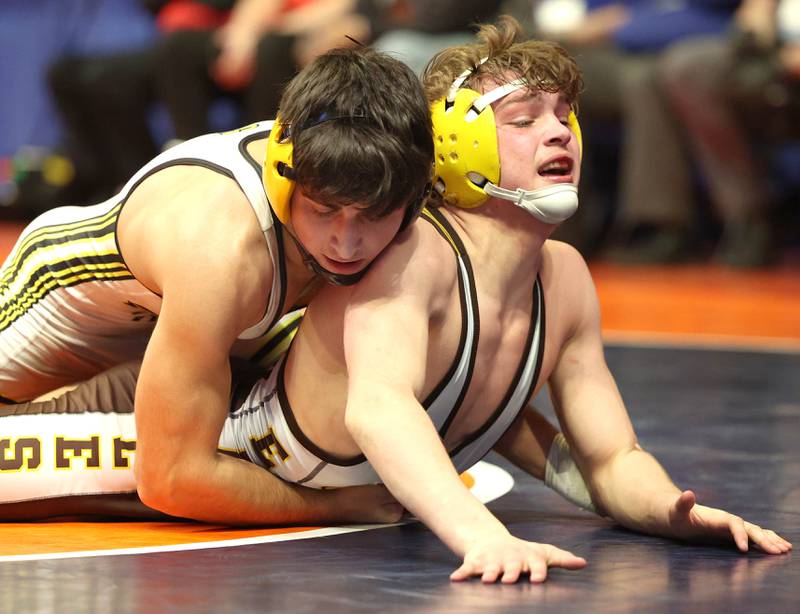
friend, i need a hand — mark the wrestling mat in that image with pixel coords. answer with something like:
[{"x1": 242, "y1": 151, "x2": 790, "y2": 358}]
[{"x1": 0, "y1": 461, "x2": 511, "y2": 563}]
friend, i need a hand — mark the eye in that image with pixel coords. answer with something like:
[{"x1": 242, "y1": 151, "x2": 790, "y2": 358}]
[
  {"x1": 311, "y1": 204, "x2": 337, "y2": 217},
  {"x1": 352, "y1": 206, "x2": 382, "y2": 223},
  {"x1": 512, "y1": 118, "x2": 534, "y2": 127}
]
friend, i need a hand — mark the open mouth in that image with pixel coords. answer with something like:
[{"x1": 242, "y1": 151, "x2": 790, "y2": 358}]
[{"x1": 538, "y1": 157, "x2": 573, "y2": 179}]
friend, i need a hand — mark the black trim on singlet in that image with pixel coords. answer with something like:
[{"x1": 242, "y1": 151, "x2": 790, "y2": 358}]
[
  {"x1": 0, "y1": 214, "x2": 136, "y2": 333},
  {"x1": 218, "y1": 448, "x2": 252, "y2": 463},
  {"x1": 270, "y1": 218, "x2": 289, "y2": 330},
  {"x1": 0, "y1": 261, "x2": 134, "y2": 334},
  {"x1": 7, "y1": 252, "x2": 130, "y2": 297},
  {"x1": 296, "y1": 460, "x2": 329, "y2": 485},
  {"x1": 238, "y1": 127, "x2": 292, "y2": 335},
  {"x1": 420, "y1": 208, "x2": 481, "y2": 438},
  {"x1": 447, "y1": 277, "x2": 546, "y2": 458},
  {"x1": 238, "y1": 129, "x2": 270, "y2": 179},
  {"x1": 249, "y1": 312, "x2": 302, "y2": 364},
  {"x1": 113, "y1": 158, "x2": 238, "y2": 297},
  {"x1": 276, "y1": 354, "x2": 367, "y2": 467},
  {"x1": 271, "y1": 207, "x2": 485, "y2": 470}
]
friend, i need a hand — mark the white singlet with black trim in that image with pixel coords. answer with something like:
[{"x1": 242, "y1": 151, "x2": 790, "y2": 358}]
[
  {"x1": 217, "y1": 208, "x2": 547, "y2": 488},
  {"x1": 0, "y1": 211, "x2": 546, "y2": 510},
  {"x1": 0, "y1": 121, "x2": 294, "y2": 403}
]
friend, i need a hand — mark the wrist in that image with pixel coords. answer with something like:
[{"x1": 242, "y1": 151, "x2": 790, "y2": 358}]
[{"x1": 453, "y1": 516, "x2": 510, "y2": 556}]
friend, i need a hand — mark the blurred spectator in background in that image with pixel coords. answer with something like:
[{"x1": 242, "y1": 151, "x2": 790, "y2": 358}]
[
  {"x1": 529, "y1": 0, "x2": 741, "y2": 261},
  {"x1": 660, "y1": 0, "x2": 800, "y2": 266},
  {"x1": 155, "y1": 0, "x2": 367, "y2": 142},
  {"x1": 156, "y1": 0, "x2": 505, "y2": 144},
  {"x1": 0, "y1": 0, "x2": 160, "y2": 218},
  {"x1": 367, "y1": 0, "x2": 504, "y2": 75},
  {"x1": 43, "y1": 0, "x2": 208, "y2": 210}
]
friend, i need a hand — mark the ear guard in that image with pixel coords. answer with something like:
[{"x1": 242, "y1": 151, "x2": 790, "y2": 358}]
[
  {"x1": 263, "y1": 118, "x2": 294, "y2": 225},
  {"x1": 431, "y1": 66, "x2": 582, "y2": 222},
  {"x1": 263, "y1": 115, "x2": 429, "y2": 230}
]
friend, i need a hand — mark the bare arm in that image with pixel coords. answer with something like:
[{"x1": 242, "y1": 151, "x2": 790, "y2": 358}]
[
  {"x1": 548, "y1": 247, "x2": 790, "y2": 554},
  {"x1": 342, "y1": 235, "x2": 586, "y2": 582},
  {"x1": 130, "y1": 177, "x2": 397, "y2": 525},
  {"x1": 494, "y1": 405, "x2": 560, "y2": 482},
  {"x1": 494, "y1": 405, "x2": 599, "y2": 513}
]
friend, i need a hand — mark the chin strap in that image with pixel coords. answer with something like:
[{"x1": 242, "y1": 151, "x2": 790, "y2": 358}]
[
  {"x1": 483, "y1": 183, "x2": 578, "y2": 225},
  {"x1": 286, "y1": 230, "x2": 369, "y2": 287}
]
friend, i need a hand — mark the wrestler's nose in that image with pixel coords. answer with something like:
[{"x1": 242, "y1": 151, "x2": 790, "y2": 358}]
[{"x1": 329, "y1": 213, "x2": 363, "y2": 260}]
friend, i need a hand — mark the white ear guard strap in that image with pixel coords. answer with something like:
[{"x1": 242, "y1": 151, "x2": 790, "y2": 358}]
[
  {"x1": 472, "y1": 79, "x2": 527, "y2": 112},
  {"x1": 447, "y1": 56, "x2": 489, "y2": 101}
]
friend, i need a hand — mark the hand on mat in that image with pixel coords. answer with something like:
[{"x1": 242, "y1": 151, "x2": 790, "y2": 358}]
[
  {"x1": 335, "y1": 484, "x2": 404, "y2": 524},
  {"x1": 451, "y1": 534, "x2": 587, "y2": 584},
  {"x1": 668, "y1": 490, "x2": 792, "y2": 554}
]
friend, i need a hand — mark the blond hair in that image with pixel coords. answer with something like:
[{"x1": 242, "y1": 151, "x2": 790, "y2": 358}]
[{"x1": 423, "y1": 15, "x2": 582, "y2": 108}]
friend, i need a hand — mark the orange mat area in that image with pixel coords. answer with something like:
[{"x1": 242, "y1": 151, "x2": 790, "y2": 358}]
[
  {"x1": 590, "y1": 263, "x2": 800, "y2": 345},
  {"x1": 1, "y1": 522, "x2": 319, "y2": 555},
  {"x1": 1, "y1": 471, "x2": 476, "y2": 557},
  {"x1": 0, "y1": 222, "x2": 24, "y2": 259}
]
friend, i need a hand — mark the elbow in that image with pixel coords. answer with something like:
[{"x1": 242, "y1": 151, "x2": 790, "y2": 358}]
[
  {"x1": 135, "y1": 455, "x2": 188, "y2": 517},
  {"x1": 344, "y1": 404, "x2": 368, "y2": 441},
  {"x1": 344, "y1": 393, "x2": 381, "y2": 444},
  {"x1": 584, "y1": 443, "x2": 643, "y2": 502}
]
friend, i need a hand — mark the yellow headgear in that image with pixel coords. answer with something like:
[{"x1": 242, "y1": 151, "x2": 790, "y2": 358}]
[
  {"x1": 263, "y1": 117, "x2": 294, "y2": 224},
  {"x1": 431, "y1": 63, "x2": 582, "y2": 214}
]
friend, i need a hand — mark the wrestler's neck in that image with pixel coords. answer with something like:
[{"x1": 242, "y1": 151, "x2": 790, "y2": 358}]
[
  {"x1": 442, "y1": 198, "x2": 552, "y2": 284},
  {"x1": 282, "y1": 235, "x2": 324, "y2": 303}
]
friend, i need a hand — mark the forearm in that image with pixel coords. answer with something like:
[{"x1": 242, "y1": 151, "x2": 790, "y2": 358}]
[
  {"x1": 347, "y1": 390, "x2": 508, "y2": 556},
  {"x1": 495, "y1": 407, "x2": 599, "y2": 513},
  {"x1": 591, "y1": 447, "x2": 683, "y2": 537},
  {"x1": 494, "y1": 406, "x2": 558, "y2": 480},
  {"x1": 140, "y1": 452, "x2": 358, "y2": 525}
]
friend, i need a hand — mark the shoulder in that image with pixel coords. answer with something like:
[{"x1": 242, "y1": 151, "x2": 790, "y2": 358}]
[
  {"x1": 127, "y1": 164, "x2": 264, "y2": 254},
  {"x1": 350, "y1": 215, "x2": 459, "y2": 312},
  {"x1": 541, "y1": 239, "x2": 595, "y2": 294},
  {"x1": 124, "y1": 165, "x2": 272, "y2": 307},
  {"x1": 540, "y1": 239, "x2": 600, "y2": 338}
]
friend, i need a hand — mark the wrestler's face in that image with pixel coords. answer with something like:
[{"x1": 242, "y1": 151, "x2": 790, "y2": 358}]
[
  {"x1": 488, "y1": 84, "x2": 581, "y2": 193},
  {"x1": 289, "y1": 189, "x2": 406, "y2": 276}
]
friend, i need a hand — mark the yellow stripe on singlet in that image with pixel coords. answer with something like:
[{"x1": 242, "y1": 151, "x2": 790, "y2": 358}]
[
  {"x1": 0, "y1": 266, "x2": 133, "y2": 331},
  {"x1": 0, "y1": 230, "x2": 132, "y2": 331},
  {"x1": 249, "y1": 308, "x2": 306, "y2": 368},
  {"x1": 1, "y1": 231, "x2": 124, "y2": 296},
  {"x1": 420, "y1": 208, "x2": 461, "y2": 254},
  {"x1": 1, "y1": 202, "x2": 123, "y2": 285}
]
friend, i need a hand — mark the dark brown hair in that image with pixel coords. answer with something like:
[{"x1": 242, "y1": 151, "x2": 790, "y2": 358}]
[{"x1": 277, "y1": 47, "x2": 433, "y2": 218}]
